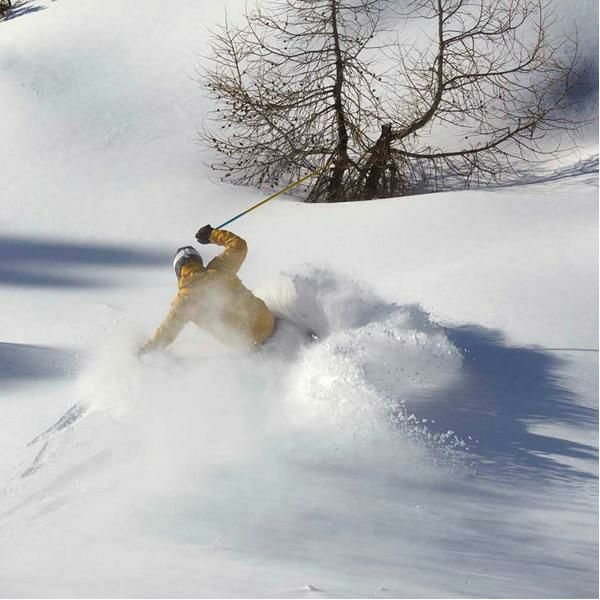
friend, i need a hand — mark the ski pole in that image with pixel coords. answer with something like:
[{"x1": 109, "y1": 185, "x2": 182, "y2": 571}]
[{"x1": 216, "y1": 166, "x2": 328, "y2": 229}]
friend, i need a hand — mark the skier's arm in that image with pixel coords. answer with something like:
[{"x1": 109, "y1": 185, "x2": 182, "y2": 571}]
[
  {"x1": 140, "y1": 295, "x2": 188, "y2": 354},
  {"x1": 205, "y1": 228, "x2": 248, "y2": 273}
]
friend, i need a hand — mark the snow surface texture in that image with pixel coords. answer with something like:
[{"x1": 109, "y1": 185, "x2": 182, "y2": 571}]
[{"x1": 0, "y1": 0, "x2": 598, "y2": 597}]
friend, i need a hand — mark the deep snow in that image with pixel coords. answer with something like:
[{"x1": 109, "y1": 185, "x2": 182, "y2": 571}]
[{"x1": 0, "y1": 0, "x2": 597, "y2": 597}]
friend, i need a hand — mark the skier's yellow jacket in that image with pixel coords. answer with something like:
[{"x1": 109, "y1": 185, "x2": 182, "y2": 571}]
[{"x1": 142, "y1": 229, "x2": 274, "y2": 352}]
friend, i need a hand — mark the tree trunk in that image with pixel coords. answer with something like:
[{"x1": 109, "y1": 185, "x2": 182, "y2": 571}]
[
  {"x1": 363, "y1": 123, "x2": 393, "y2": 199},
  {"x1": 0, "y1": 0, "x2": 12, "y2": 17},
  {"x1": 327, "y1": 0, "x2": 349, "y2": 202}
]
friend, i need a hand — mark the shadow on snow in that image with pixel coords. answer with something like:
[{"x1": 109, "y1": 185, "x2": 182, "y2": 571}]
[
  {"x1": 1, "y1": 0, "x2": 46, "y2": 21},
  {"x1": 0, "y1": 342, "x2": 76, "y2": 389},
  {"x1": 406, "y1": 324, "x2": 598, "y2": 484},
  {"x1": 429, "y1": 154, "x2": 598, "y2": 195},
  {"x1": 0, "y1": 235, "x2": 170, "y2": 288},
  {"x1": 487, "y1": 154, "x2": 599, "y2": 190}
]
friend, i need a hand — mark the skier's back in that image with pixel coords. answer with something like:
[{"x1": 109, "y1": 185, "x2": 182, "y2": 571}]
[{"x1": 140, "y1": 225, "x2": 274, "y2": 353}]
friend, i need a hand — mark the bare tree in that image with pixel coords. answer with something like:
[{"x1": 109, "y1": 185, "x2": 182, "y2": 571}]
[{"x1": 201, "y1": 0, "x2": 577, "y2": 202}]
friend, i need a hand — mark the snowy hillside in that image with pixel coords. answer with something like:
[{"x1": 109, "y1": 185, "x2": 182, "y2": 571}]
[{"x1": 0, "y1": 0, "x2": 597, "y2": 597}]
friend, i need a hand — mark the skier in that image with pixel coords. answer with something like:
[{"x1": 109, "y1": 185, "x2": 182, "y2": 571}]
[{"x1": 139, "y1": 225, "x2": 275, "y2": 354}]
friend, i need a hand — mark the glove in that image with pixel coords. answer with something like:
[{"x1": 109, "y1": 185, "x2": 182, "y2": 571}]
[{"x1": 195, "y1": 224, "x2": 214, "y2": 245}]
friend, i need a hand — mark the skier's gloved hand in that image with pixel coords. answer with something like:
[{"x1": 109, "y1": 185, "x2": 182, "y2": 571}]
[{"x1": 195, "y1": 224, "x2": 214, "y2": 245}]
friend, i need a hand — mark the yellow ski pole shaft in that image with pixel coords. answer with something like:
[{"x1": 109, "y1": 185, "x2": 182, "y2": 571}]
[{"x1": 216, "y1": 166, "x2": 327, "y2": 229}]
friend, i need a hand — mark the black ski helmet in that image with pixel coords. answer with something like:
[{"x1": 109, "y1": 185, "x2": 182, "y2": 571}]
[{"x1": 173, "y1": 246, "x2": 203, "y2": 278}]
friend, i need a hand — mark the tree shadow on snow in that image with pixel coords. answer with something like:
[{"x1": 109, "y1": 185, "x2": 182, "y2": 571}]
[
  {"x1": 407, "y1": 324, "x2": 598, "y2": 484},
  {"x1": 431, "y1": 154, "x2": 598, "y2": 194},
  {"x1": 0, "y1": 342, "x2": 76, "y2": 390},
  {"x1": 0, "y1": 235, "x2": 170, "y2": 288},
  {"x1": 2, "y1": 0, "x2": 46, "y2": 21},
  {"x1": 486, "y1": 154, "x2": 599, "y2": 190}
]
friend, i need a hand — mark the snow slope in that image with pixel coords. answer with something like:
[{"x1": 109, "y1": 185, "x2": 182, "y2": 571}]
[{"x1": 0, "y1": 0, "x2": 597, "y2": 597}]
